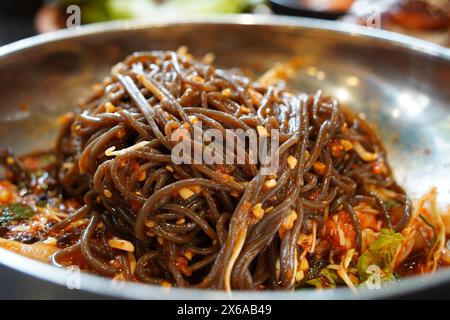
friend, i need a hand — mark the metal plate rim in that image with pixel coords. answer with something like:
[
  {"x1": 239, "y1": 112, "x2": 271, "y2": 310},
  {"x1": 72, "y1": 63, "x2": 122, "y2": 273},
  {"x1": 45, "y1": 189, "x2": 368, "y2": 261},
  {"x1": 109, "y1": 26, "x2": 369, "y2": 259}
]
[{"x1": 0, "y1": 14, "x2": 449, "y2": 299}]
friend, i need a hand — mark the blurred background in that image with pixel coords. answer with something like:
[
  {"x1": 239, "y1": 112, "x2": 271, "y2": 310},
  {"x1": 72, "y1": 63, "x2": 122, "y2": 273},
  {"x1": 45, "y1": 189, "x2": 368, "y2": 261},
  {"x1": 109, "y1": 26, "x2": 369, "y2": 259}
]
[{"x1": 0, "y1": 0, "x2": 449, "y2": 46}]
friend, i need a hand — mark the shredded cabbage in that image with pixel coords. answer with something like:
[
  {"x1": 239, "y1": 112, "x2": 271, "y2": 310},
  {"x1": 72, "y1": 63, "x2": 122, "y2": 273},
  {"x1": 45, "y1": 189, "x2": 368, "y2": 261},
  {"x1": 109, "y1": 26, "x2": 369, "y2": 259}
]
[{"x1": 357, "y1": 228, "x2": 404, "y2": 282}]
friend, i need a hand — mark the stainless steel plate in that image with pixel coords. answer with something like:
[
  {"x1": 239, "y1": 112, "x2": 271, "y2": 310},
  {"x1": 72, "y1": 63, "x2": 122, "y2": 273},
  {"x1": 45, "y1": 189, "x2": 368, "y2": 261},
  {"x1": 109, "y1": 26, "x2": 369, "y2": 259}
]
[{"x1": 0, "y1": 15, "x2": 449, "y2": 299}]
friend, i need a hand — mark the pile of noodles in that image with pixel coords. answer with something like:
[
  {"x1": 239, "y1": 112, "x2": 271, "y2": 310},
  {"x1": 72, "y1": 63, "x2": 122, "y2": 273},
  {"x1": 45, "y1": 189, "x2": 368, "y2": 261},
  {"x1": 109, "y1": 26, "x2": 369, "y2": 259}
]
[{"x1": 49, "y1": 48, "x2": 414, "y2": 290}]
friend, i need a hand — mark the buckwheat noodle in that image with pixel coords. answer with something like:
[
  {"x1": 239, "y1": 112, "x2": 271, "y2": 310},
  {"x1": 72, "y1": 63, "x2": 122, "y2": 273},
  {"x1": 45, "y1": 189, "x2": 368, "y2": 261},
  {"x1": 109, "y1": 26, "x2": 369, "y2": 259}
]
[{"x1": 10, "y1": 49, "x2": 413, "y2": 290}]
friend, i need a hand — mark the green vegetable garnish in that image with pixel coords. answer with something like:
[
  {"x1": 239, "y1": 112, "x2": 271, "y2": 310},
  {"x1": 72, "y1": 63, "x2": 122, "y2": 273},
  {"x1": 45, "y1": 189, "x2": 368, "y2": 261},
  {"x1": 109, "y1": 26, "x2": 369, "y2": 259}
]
[
  {"x1": 306, "y1": 267, "x2": 341, "y2": 289},
  {"x1": 0, "y1": 203, "x2": 36, "y2": 224},
  {"x1": 357, "y1": 228, "x2": 404, "y2": 282},
  {"x1": 56, "y1": 0, "x2": 264, "y2": 23},
  {"x1": 384, "y1": 199, "x2": 401, "y2": 209}
]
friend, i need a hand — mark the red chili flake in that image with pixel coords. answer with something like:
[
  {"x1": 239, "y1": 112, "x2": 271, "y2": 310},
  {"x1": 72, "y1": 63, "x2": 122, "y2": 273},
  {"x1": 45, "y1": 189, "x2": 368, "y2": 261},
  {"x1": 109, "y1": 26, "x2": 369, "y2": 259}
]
[
  {"x1": 242, "y1": 201, "x2": 251, "y2": 211},
  {"x1": 175, "y1": 256, "x2": 192, "y2": 276},
  {"x1": 313, "y1": 162, "x2": 326, "y2": 175},
  {"x1": 0, "y1": 180, "x2": 18, "y2": 204},
  {"x1": 323, "y1": 211, "x2": 357, "y2": 251},
  {"x1": 329, "y1": 139, "x2": 344, "y2": 158},
  {"x1": 371, "y1": 162, "x2": 384, "y2": 175},
  {"x1": 357, "y1": 212, "x2": 380, "y2": 231},
  {"x1": 307, "y1": 188, "x2": 321, "y2": 201}
]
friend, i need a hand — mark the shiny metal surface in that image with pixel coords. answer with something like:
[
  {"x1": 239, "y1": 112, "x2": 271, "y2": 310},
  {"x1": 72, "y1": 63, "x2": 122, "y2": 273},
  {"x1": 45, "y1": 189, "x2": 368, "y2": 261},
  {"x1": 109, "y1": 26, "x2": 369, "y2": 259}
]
[{"x1": 0, "y1": 15, "x2": 449, "y2": 299}]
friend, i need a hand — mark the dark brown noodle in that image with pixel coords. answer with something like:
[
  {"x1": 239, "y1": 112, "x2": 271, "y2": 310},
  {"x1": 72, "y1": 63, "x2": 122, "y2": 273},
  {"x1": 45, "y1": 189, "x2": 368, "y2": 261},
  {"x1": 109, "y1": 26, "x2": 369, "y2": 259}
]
[{"x1": 30, "y1": 49, "x2": 411, "y2": 290}]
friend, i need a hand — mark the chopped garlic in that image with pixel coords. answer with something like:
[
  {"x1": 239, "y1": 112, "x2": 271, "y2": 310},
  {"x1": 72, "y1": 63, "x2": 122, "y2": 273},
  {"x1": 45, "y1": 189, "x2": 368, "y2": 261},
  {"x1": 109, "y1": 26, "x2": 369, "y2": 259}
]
[
  {"x1": 300, "y1": 257, "x2": 309, "y2": 271},
  {"x1": 177, "y1": 45, "x2": 188, "y2": 56},
  {"x1": 240, "y1": 106, "x2": 250, "y2": 114},
  {"x1": 282, "y1": 210, "x2": 297, "y2": 230},
  {"x1": 183, "y1": 250, "x2": 193, "y2": 261},
  {"x1": 221, "y1": 88, "x2": 232, "y2": 97},
  {"x1": 104, "y1": 102, "x2": 116, "y2": 113},
  {"x1": 202, "y1": 52, "x2": 215, "y2": 64},
  {"x1": 256, "y1": 126, "x2": 269, "y2": 137},
  {"x1": 179, "y1": 187, "x2": 194, "y2": 200},
  {"x1": 108, "y1": 238, "x2": 135, "y2": 252},
  {"x1": 287, "y1": 156, "x2": 297, "y2": 169},
  {"x1": 145, "y1": 220, "x2": 155, "y2": 228},
  {"x1": 341, "y1": 139, "x2": 353, "y2": 151},
  {"x1": 251, "y1": 203, "x2": 264, "y2": 219},
  {"x1": 295, "y1": 270, "x2": 304, "y2": 282},
  {"x1": 264, "y1": 179, "x2": 277, "y2": 189},
  {"x1": 188, "y1": 115, "x2": 199, "y2": 124}
]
